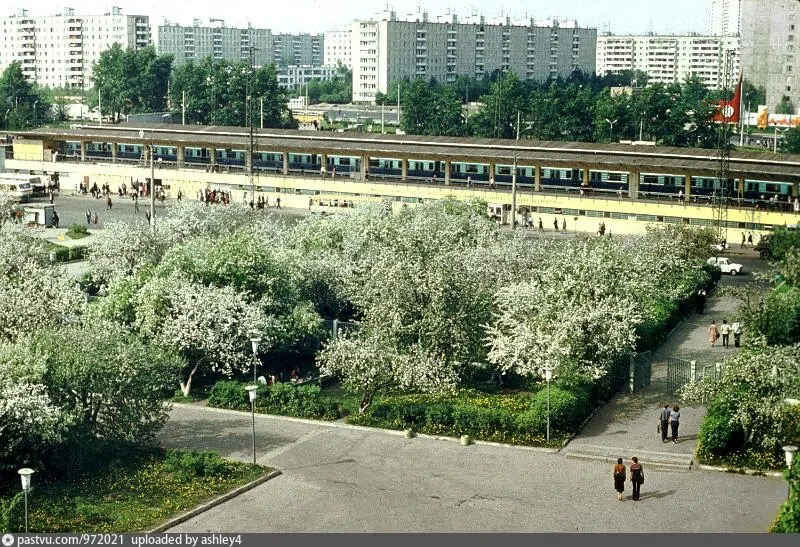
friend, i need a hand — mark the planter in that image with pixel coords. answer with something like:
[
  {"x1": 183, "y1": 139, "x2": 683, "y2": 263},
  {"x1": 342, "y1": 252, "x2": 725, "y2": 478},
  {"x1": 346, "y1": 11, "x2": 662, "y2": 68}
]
[
  {"x1": 460, "y1": 435, "x2": 472, "y2": 446},
  {"x1": 403, "y1": 428, "x2": 415, "y2": 439}
]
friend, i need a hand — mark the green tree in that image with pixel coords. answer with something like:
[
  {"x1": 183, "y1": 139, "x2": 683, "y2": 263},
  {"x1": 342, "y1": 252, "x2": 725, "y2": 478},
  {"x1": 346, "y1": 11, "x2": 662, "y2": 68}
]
[
  {"x1": 469, "y1": 72, "x2": 528, "y2": 139},
  {"x1": 742, "y1": 79, "x2": 766, "y2": 109},
  {"x1": 785, "y1": 127, "x2": 800, "y2": 154},
  {"x1": 776, "y1": 96, "x2": 796, "y2": 115},
  {"x1": 0, "y1": 62, "x2": 52, "y2": 129}
]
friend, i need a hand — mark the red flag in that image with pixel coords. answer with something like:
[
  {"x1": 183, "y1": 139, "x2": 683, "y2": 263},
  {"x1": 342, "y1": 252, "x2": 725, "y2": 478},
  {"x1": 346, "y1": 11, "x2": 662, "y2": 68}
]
[{"x1": 712, "y1": 73, "x2": 742, "y2": 123}]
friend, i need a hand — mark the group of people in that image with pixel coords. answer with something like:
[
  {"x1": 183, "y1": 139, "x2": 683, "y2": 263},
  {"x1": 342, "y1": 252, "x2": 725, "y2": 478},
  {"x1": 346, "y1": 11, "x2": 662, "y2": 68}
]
[
  {"x1": 707, "y1": 319, "x2": 742, "y2": 348},
  {"x1": 244, "y1": 192, "x2": 281, "y2": 210},
  {"x1": 612, "y1": 457, "x2": 646, "y2": 501},
  {"x1": 658, "y1": 403, "x2": 681, "y2": 444}
]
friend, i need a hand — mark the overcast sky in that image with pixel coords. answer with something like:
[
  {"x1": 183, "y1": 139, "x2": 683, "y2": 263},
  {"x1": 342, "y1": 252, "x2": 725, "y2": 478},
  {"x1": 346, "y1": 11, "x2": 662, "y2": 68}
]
[{"x1": 5, "y1": 0, "x2": 712, "y2": 35}]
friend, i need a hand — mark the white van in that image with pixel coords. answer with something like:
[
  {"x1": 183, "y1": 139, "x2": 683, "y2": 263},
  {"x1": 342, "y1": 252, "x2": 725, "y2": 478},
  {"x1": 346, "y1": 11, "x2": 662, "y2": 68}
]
[{"x1": 0, "y1": 175, "x2": 36, "y2": 202}]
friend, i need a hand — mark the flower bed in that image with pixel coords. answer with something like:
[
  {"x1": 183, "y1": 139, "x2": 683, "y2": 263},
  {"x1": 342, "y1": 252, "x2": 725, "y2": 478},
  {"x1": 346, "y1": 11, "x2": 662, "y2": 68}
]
[{"x1": 0, "y1": 449, "x2": 268, "y2": 533}]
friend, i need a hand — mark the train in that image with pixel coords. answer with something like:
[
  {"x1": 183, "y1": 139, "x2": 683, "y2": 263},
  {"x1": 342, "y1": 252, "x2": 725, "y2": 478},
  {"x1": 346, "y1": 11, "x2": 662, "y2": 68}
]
[{"x1": 59, "y1": 141, "x2": 795, "y2": 200}]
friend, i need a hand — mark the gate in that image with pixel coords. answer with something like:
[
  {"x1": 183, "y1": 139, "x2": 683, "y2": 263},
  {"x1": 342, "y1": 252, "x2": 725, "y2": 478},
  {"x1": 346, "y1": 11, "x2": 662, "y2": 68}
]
[
  {"x1": 632, "y1": 351, "x2": 653, "y2": 392},
  {"x1": 323, "y1": 319, "x2": 361, "y2": 339},
  {"x1": 666, "y1": 357, "x2": 693, "y2": 394}
]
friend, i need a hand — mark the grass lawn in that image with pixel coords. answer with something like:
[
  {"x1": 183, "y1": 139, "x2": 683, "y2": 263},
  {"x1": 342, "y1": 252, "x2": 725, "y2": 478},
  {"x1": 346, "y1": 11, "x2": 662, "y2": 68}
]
[
  {"x1": 65, "y1": 231, "x2": 90, "y2": 240},
  {"x1": 3, "y1": 448, "x2": 270, "y2": 533}
]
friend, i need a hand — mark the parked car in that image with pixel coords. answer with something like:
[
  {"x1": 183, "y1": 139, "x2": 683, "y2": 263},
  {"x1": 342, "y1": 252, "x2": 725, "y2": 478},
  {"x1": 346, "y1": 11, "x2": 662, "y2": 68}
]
[
  {"x1": 707, "y1": 257, "x2": 744, "y2": 275},
  {"x1": 711, "y1": 242, "x2": 731, "y2": 252}
]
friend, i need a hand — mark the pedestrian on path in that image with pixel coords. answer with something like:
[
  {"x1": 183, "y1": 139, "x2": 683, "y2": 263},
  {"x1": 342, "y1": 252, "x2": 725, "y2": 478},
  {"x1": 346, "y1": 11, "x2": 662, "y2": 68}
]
[
  {"x1": 562, "y1": 218, "x2": 567, "y2": 232},
  {"x1": 106, "y1": 195, "x2": 113, "y2": 211},
  {"x1": 741, "y1": 232, "x2": 746, "y2": 248},
  {"x1": 134, "y1": 195, "x2": 140, "y2": 213},
  {"x1": 85, "y1": 209, "x2": 91, "y2": 224},
  {"x1": 659, "y1": 404, "x2": 671, "y2": 443},
  {"x1": 629, "y1": 457, "x2": 644, "y2": 501},
  {"x1": 538, "y1": 218, "x2": 544, "y2": 231},
  {"x1": 747, "y1": 232, "x2": 753, "y2": 245},
  {"x1": 669, "y1": 406, "x2": 681, "y2": 444},
  {"x1": 613, "y1": 458, "x2": 626, "y2": 501},
  {"x1": 553, "y1": 218, "x2": 559, "y2": 232},
  {"x1": 92, "y1": 212, "x2": 98, "y2": 225},
  {"x1": 720, "y1": 319, "x2": 732, "y2": 348},
  {"x1": 732, "y1": 321, "x2": 742, "y2": 348},
  {"x1": 708, "y1": 320, "x2": 719, "y2": 347},
  {"x1": 52, "y1": 211, "x2": 59, "y2": 228},
  {"x1": 696, "y1": 289, "x2": 707, "y2": 314}
]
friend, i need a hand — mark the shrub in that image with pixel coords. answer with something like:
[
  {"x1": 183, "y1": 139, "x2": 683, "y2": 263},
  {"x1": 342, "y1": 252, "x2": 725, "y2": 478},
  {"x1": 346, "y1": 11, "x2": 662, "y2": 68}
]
[
  {"x1": 451, "y1": 404, "x2": 515, "y2": 438},
  {"x1": 515, "y1": 409, "x2": 543, "y2": 434},
  {"x1": 771, "y1": 457, "x2": 800, "y2": 533},
  {"x1": 528, "y1": 386, "x2": 590, "y2": 432},
  {"x1": 162, "y1": 449, "x2": 231, "y2": 480},
  {"x1": 425, "y1": 403, "x2": 455, "y2": 428},
  {"x1": 696, "y1": 399, "x2": 746, "y2": 463},
  {"x1": 1, "y1": 492, "x2": 25, "y2": 533},
  {"x1": 207, "y1": 381, "x2": 248, "y2": 411},
  {"x1": 67, "y1": 223, "x2": 89, "y2": 237}
]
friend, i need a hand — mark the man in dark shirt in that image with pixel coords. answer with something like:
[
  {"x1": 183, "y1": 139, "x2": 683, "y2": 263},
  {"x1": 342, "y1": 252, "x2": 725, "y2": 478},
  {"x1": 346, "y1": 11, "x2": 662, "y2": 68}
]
[{"x1": 660, "y1": 404, "x2": 671, "y2": 443}]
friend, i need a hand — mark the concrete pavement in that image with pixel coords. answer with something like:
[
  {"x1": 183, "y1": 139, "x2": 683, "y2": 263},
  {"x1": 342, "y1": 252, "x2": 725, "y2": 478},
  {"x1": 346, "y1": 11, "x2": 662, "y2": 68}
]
[{"x1": 158, "y1": 404, "x2": 786, "y2": 532}]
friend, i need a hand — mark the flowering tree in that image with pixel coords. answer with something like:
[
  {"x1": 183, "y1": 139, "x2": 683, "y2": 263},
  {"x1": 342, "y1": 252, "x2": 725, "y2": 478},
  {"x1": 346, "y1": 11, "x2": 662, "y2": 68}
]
[
  {"x1": 0, "y1": 195, "x2": 23, "y2": 227},
  {"x1": 679, "y1": 342, "x2": 800, "y2": 452},
  {"x1": 134, "y1": 274, "x2": 272, "y2": 396},
  {"x1": 88, "y1": 219, "x2": 166, "y2": 286},
  {"x1": 317, "y1": 331, "x2": 460, "y2": 413}
]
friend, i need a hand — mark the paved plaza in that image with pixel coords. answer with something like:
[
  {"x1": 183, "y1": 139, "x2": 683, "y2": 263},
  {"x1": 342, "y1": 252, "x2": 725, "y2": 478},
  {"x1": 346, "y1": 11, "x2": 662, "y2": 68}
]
[{"x1": 159, "y1": 404, "x2": 786, "y2": 533}]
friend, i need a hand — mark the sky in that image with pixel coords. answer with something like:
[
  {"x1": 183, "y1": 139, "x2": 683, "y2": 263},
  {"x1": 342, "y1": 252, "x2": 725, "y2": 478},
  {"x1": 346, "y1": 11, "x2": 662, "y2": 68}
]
[{"x1": 7, "y1": 0, "x2": 712, "y2": 35}]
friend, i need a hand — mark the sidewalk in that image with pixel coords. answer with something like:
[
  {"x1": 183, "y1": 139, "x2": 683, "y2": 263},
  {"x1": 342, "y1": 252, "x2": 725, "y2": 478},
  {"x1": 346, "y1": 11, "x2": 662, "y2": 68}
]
[{"x1": 565, "y1": 293, "x2": 741, "y2": 465}]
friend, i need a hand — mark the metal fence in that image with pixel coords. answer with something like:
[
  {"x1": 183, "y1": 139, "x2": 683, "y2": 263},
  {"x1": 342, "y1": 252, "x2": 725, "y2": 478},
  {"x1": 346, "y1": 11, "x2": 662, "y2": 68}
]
[
  {"x1": 322, "y1": 319, "x2": 361, "y2": 339},
  {"x1": 609, "y1": 350, "x2": 653, "y2": 394},
  {"x1": 666, "y1": 357, "x2": 726, "y2": 394}
]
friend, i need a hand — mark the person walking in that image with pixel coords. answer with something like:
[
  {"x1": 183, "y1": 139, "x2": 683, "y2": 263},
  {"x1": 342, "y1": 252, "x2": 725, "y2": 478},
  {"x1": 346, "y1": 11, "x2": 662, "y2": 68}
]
[
  {"x1": 134, "y1": 195, "x2": 140, "y2": 213},
  {"x1": 92, "y1": 212, "x2": 98, "y2": 225},
  {"x1": 659, "y1": 403, "x2": 671, "y2": 443},
  {"x1": 669, "y1": 405, "x2": 681, "y2": 443},
  {"x1": 49, "y1": 189, "x2": 55, "y2": 204},
  {"x1": 538, "y1": 218, "x2": 544, "y2": 231},
  {"x1": 696, "y1": 288, "x2": 708, "y2": 314},
  {"x1": 708, "y1": 320, "x2": 719, "y2": 347},
  {"x1": 720, "y1": 319, "x2": 732, "y2": 348},
  {"x1": 741, "y1": 232, "x2": 746, "y2": 248},
  {"x1": 562, "y1": 218, "x2": 567, "y2": 232},
  {"x1": 106, "y1": 195, "x2": 113, "y2": 211},
  {"x1": 177, "y1": 189, "x2": 182, "y2": 202},
  {"x1": 553, "y1": 218, "x2": 559, "y2": 232},
  {"x1": 732, "y1": 321, "x2": 743, "y2": 348},
  {"x1": 85, "y1": 209, "x2": 91, "y2": 225},
  {"x1": 629, "y1": 457, "x2": 644, "y2": 501},
  {"x1": 52, "y1": 211, "x2": 59, "y2": 228},
  {"x1": 747, "y1": 232, "x2": 753, "y2": 245},
  {"x1": 613, "y1": 458, "x2": 626, "y2": 501}
]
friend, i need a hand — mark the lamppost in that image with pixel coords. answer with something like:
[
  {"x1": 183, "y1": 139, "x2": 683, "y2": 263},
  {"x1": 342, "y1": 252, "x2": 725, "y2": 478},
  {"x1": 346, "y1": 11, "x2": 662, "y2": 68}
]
[
  {"x1": 511, "y1": 110, "x2": 534, "y2": 230},
  {"x1": 33, "y1": 99, "x2": 38, "y2": 127},
  {"x1": 250, "y1": 337, "x2": 261, "y2": 384},
  {"x1": 784, "y1": 445, "x2": 798, "y2": 500},
  {"x1": 544, "y1": 367, "x2": 554, "y2": 442},
  {"x1": 245, "y1": 385, "x2": 258, "y2": 465},
  {"x1": 605, "y1": 118, "x2": 618, "y2": 143},
  {"x1": 139, "y1": 129, "x2": 155, "y2": 233},
  {"x1": 774, "y1": 127, "x2": 789, "y2": 154},
  {"x1": 18, "y1": 468, "x2": 34, "y2": 533}
]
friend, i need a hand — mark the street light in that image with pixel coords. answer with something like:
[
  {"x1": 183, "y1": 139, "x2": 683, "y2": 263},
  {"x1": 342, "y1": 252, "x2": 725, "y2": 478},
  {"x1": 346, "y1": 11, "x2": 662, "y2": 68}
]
[
  {"x1": 783, "y1": 445, "x2": 797, "y2": 500},
  {"x1": 605, "y1": 118, "x2": 618, "y2": 143},
  {"x1": 250, "y1": 337, "x2": 261, "y2": 384},
  {"x1": 544, "y1": 367, "x2": 554, "y2": 443},
  {"x1": 18, "y1": 468, "x2": 34, "y2": 533},
  {"x1": 245, "y1": 386, "x2": 258, "y2": 465},
  {"x1": 511, "y1": 110, "x2": 534, "y2": 230}
]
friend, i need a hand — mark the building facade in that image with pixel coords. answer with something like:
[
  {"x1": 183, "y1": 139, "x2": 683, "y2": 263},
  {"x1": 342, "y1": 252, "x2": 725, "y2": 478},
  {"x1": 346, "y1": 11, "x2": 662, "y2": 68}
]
[
  {"x1": 157, "y1": 19, "x2": 273, "y2": 67},
  {"x1": 351, "y1": 10, "x2": 597, "y2": 104},
  {"x1": 596, "y1": 34, "x2": 741, "y2": 89},
  {"x1": 0, "y1": 7, "x2": 149, "y2": 88},
  {"x1": 740, "y1": 0, "x2": 800, "y2": 113},
  {"x1": 276, "y1": 65, "x2": 338, "y2": 89},
  {"x1": 324, "y1": 29, "x2": 352, "y2": 68},
  {"x1": 272, "y1": 33, "x2": 324, "y2": 66},
  {"x1": 710, "y1": 0, "x2": 742, "y2": 36}
]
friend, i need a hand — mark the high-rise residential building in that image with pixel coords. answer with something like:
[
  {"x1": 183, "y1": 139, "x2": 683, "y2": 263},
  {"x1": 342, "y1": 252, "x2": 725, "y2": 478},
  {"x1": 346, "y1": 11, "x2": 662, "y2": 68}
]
[
  {"x1": 740, "y1": 0, "x2": 800, "y2": 113},
  {"x1": 157, "y1": 19, "x2": 273, "y2": 67},
  {"x1": 350, "y1": 9, "x2": 597, "y2": 104},
  {"x1": 596, "y1": 34, "x2": 740, "y2": 89},
  {"x1": 272, "y1": 33, "x2": 324, "y2": 66},
  {"x1": 324, "y1": 29, "x2": 352, "y2": 69},
  {"x1": 710, "y1": 0, "x2": 742, "y2": 36},
  {"x1": 0, "y1": 6, "x2": 149, "y2": 88},
  {"x1": 276, "y1": 65, "x2": 339, "y2": 89}
]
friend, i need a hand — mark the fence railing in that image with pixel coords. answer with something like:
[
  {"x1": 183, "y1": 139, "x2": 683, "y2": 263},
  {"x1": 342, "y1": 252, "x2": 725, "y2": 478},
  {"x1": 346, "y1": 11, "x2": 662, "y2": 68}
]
[{"x1": 666, "y1": 356, "x2": 726, "y2": 395}]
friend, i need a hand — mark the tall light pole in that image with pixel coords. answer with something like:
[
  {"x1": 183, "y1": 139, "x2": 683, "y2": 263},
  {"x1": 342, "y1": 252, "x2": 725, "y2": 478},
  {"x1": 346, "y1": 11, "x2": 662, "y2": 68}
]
[
  {"x1": 140, "y1": 129, "x2": 156, "y2": 233},
  {"x1": 247, "y1": 46, "x2": 258, "y2": 203},
  {"x1": 605, "y1": 118, "x2": 617, "y2": 143},
  {"x1": 245, "y1": 386, "x2": 258, "y2": 465},
  {"x1": 250, "y1": 337, "x2": 261, "y2": 384},
  {"x1": 18, "y1": 468, "x2": 34, "y2": 533},
  {"x1": 784, "y1": 445, "x2": 797, "y2": 500},
  {"x1": 511, "y1": 111, "x2": 533, "y2": 230},
  {"x1": 544, "y1": 367, "x2": 554, "y2": 443},
  {"x1": 774, "y1": 127, "x2": 788, "y2": 154}
]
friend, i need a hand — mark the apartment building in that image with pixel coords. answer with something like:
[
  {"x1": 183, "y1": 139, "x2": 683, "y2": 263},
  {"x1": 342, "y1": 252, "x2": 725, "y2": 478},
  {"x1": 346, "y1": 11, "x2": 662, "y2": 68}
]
[
  {"x1": 324, "y1": 29, "x2": 352, "y2": 68},
  {"x1": 157, "y1": 19, "x2": 273, "y2": 67},
  {"x1": 740, "y1": 0, "x2": 799, "y2": 113},
  {"x1": 276, "y1": 65, "x2": 338, "y2": 89},
  {"x1": 272, "y1": 33, "x2": 324, "y2": 66},
  {"x1": 710, "y1": 0, "x2": 742, "y2": 36},
  {"x1": 596, "y1": 34, "x2": 741, "y2": 89},
  {"x1": 0, "y1": 6, "x2": 149, "y2": 88},
  {"x1": 351, "y1": 9, "x2": 597, "y2": 104}
]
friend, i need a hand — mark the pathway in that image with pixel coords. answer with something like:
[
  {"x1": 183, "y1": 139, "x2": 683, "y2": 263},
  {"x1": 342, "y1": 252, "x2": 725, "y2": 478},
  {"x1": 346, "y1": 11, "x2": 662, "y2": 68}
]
[{"x1": 565, "y1": 291, "x2": 742, "y2": 467}]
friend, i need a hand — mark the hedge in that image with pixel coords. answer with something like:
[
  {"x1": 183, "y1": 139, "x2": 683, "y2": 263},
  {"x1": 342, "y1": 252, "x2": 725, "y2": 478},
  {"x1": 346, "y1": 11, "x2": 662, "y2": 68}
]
[{"x1": 207, "y1": 380, "x2": 341, "y2": 420}]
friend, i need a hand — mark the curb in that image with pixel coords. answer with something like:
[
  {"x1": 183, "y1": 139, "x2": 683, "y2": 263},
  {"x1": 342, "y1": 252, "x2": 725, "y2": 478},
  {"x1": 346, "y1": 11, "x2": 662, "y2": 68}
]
[
  {"x1": 147, "y1": 469, "x2": 282, "y2": 532},
  {"x1": 697, "y1": 464, "x2": 784, "y2": 478},
  {"x1": 171, "y1": 403, "x2": 561, "y2": 454}
]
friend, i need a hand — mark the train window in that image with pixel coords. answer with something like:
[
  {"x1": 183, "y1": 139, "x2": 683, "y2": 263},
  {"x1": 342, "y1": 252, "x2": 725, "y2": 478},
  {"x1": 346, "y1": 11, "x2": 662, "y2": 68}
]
[
  {"x1": 340, "y1": 158, "x2": 351, "y2": 166},
  {"x1": 578, "y1": 210, "x2": 586, "y2": 216},
  {"x1": 369, "y1": 159, "x2": 379, "y2": 167},
  {"x1": 498, "y1": 166, "x2": 511, "y2": 175},
  {"x1": 466, "y1": 165, "x2": 478, "y2": 173},
  {"x1": 608, "y1": 173, "x2": 622, "y2": 182}
]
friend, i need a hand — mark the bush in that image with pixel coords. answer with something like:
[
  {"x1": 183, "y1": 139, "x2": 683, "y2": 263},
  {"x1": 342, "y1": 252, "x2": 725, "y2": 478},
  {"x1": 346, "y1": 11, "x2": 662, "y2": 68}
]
[
  {"x1": 528, "y1": 386, "x2": 590, "y2": 432},
  {"x1": 514, "y1": 409, "x2": 542, "y2": 434},
  {"x1": 162, "y1": 449, "x2": 231, "y2": 480},
  {"x1": 696, "y1": 399, "x2": 747, "y2": 463},
  {"x1": 771, "y1": 457, "x2": 800, "y2": 533},
  {"x1": 67, "y1": 223, "x2": 89, "y2": 237},
  {"x1": 1, "y1": 492, "x2": 25, "y2": 533},
  {"x1": 452, "y1": 404, "x2": 515, "y2": 438},
  {"x1": 207, "y1": 380, "x2": 340, "y2": 420},
  {"x1": 207, "y1": 381, "x2": 248, "y2": 411}
]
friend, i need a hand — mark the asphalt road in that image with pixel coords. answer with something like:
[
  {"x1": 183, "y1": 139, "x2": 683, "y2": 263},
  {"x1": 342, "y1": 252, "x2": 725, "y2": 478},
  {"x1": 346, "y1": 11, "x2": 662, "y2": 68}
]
[{"x1": 159, "y1": 405, "x2": 787, "y2": 533}]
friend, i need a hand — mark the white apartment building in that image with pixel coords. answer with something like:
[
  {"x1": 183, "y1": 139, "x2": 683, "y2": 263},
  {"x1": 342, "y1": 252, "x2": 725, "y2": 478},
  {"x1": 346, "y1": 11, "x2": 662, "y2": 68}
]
[
  {"x1": 272, "y1": 33, "x2": 324, "y2": 66},
  {"x1": 324, "y1": 29, "x2": 352, "y2": 69},
  {"x1": 157, "y1": 19, "x2": 274, "y2": 67},
  {"x1": 351, "y1": 9, "x2": 597, "y2": 104},
  {"x1": 596, "y1": 34, "x2": 740, "y2": 89},
  {"x1": 0, "y1": 7, "x2": 149, "y2": 88},
  {"x1": 276, "y1": 65, "x2": 338, "y2": 89},
  {"x1": 710, "y1": 0, "x2": 741, "y2": 36}
]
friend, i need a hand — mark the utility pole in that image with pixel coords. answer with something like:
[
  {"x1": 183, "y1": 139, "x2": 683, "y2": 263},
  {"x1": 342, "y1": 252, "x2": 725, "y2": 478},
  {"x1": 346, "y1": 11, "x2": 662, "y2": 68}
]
[
  {"x1": 248, "y1": 46, "x2": 258, "y2": 203},
  {"x1": 182, "y1": 90, "x2": 186, "y2": 125},
  {"x1": 397, "y1": 83, "x2": 401, "y2": 126},
  {"x1": 149, "y1": 130, "x2": 155, "y2": 233},
  {"x1": 511, "y1": 110, "x2": 520, "y2": 229},
  {"x1": 381, "y1": 101, "x2": 385, "y2": 134},
  {"x1": 98, "y1": 89, "x2": 102, "y2": 126},
  {"x1": 260, "y1": 96, "x2": 264, "y2": 129}
]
